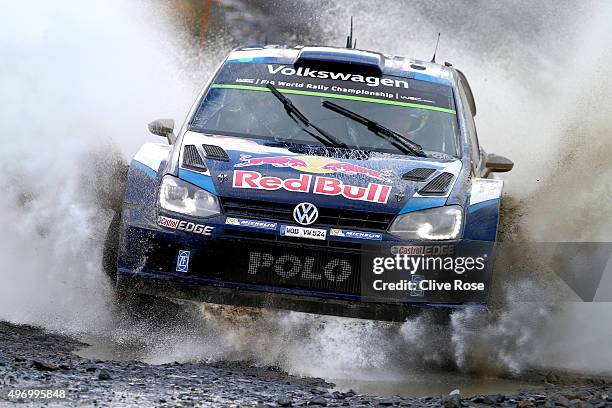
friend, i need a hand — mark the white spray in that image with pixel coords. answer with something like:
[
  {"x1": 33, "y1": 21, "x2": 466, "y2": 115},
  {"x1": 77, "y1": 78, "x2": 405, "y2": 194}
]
[{"x1": 1, "y1": 0, "x2": 610, "y2": 385}]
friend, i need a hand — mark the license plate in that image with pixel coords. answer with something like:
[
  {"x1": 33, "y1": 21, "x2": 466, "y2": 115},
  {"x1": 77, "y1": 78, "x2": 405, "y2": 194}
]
[{"x1": 280, "y1": 225, "x2": 327, "y2": 240}]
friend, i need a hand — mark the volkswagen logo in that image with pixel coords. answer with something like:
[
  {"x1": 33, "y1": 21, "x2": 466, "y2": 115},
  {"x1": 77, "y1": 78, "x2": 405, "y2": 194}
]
[{"x1": 293, "y1": 202, "x2": 319, "y2": 226}]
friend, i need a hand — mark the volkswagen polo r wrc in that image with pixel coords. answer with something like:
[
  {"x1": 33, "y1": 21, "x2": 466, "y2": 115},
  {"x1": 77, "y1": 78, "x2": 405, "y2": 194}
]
[{"x1": 104, "y1": 45, "x2": 514, "y2": 321}]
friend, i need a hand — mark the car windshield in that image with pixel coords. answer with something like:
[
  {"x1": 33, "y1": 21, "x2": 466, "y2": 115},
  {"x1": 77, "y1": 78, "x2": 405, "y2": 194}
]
[{"x1": 190, "y1": 61, "x2": 459, "y2": 157}]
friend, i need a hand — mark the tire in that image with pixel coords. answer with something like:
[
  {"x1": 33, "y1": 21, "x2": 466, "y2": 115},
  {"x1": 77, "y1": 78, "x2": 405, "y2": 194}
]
[
  {"x1": 101, "y1": 211, "x2": 202, "y2": 325},
  {"x1": 111, "y1": 291, "x2": 201, "y2": 326},
  {"x1": 102, "y1": 211, "x2": 122, "y2": 283}
]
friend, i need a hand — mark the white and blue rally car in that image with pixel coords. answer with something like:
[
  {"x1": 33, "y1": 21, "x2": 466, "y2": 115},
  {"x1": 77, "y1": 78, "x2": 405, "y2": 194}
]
[{"x1": 104, "y1": 45, "x2": 513, "y2": 321}]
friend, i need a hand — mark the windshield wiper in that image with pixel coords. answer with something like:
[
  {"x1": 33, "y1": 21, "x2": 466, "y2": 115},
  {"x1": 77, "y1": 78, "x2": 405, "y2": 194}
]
[
  {"x1": 322, "y1": 100, "x2": 427, "y2": 157},
  {"x1": 266, "y1": 83, "x2": 347, "y2": 148}
]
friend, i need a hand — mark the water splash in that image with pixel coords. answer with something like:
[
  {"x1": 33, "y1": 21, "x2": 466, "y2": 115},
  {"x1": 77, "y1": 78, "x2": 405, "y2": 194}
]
[
  {"x1": 1, "y1": 0, "x2": 611, "y2": 387},
  {"x1": 0, "y1": 0, "x2": 201, "y2": 332}
]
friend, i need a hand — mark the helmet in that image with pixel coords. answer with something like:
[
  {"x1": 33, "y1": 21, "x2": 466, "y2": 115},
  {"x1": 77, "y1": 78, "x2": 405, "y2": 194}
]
[{"x1": 403, "y1": 108, "x2": 430, "y2": 134}]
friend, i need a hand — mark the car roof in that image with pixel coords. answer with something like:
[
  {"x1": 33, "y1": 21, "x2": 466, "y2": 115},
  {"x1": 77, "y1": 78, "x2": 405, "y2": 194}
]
[{"x1": 226, "y1": 45, "x2": 456, "y2": 86}]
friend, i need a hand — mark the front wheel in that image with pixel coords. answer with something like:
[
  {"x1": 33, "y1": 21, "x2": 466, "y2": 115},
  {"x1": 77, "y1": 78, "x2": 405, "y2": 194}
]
[
  {"x1": 101, "y1": 211, "x2": 202, "y2": 325},
  {"x1": 102, "y1": 211, "x2": 122, "y2": 283}
]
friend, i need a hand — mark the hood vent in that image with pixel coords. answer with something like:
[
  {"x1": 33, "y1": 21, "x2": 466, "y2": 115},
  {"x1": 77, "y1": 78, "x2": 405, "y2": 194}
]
[
  {"x1": 419, "y1": 172, "x2": 454, "y2": 195},
  {"x1": 202, "y1": 144, "x2": 229, "y2": 161},
  {"x1": 182, "y1": 145, "x2": 207, "y2": 172},
  {"x1": 402, "y1": 168, "x2": 436, "y2": 181},
  {"x1": 287, "y1": 146, "x2": 371, "y2": 160}
]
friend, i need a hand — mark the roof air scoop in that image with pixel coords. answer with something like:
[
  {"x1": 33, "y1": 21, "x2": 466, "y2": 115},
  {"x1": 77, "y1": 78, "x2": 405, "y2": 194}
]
[{"x1": 294, "y1": 47, "x2": 384, "y2": 77}]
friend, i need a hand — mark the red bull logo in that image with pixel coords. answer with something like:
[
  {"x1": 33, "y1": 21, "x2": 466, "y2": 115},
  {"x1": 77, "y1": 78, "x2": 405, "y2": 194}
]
[
  {"x1": 235, "y1": 155, "x2": 392, "y2": 182},
  {"x1": 233, "y1": 170, "x2": 391, "y2": 204}
]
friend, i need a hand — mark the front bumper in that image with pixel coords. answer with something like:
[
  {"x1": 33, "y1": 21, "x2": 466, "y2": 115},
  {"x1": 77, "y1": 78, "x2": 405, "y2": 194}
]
[{"x1": 117, "y1": 211, "x2": 494, "y2": 321}]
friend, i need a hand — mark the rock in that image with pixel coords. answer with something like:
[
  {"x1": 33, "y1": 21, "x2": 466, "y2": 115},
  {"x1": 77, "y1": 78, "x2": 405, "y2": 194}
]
[
  {"x1": 98, "y1": 369, "x2": 112, "y2": 381},
  {"x1": 32, "y1": 360, "x2": 59, "y2": 371},
  {"x1": 587, "y1": 397, "x2": 604, "y2": 406},
  {"x1": 277, "y1": 395, "x2": 292, "y2": 407},
  {"x1": 564, "y1": 390, "x2": 591, "y2": 401},
  {"x1": 482, "y1": 395, "x2": 495, "y2": 405},
  {"x1": 482, "y1": 394, "x2": 504, "y2": 404},
  {"x1": 517, "y1": 400, "x2": 533, "y2": 408},
  {"x1": 552, "y1": 394, "x2": 572, "y2": 407},
  {"x1": 308, "y1": 396, "x2": 328, "y2": 406},
  {"x1": 442, "y1": 393, "x2": 461, "y2": 408},
  {"x1": 377, "y1": 398, "x2": 394, "y2": 406},
  {"x1": 449, "y1": 389, "x2": 461, "y2": 396},
  {"x1": 332, "y1": 391, "x2": 345, "y2": 399},
  {"x1": 471, "y1": 396, "x2": 485, "y2": 403}
]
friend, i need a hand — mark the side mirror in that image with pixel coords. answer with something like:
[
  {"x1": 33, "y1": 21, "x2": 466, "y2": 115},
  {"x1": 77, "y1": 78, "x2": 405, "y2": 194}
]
[
  {"x1": 485, "y1": 153, "x2": 514, "y2": 173},
  {"x1": 148, "y1": 118, "x2": 176, "y2": 144}
]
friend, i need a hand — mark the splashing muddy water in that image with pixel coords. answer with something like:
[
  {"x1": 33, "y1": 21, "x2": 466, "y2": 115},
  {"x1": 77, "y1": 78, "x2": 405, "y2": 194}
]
[{"x1": 0, "y1": 0, "x2": 611, "y2": 396}]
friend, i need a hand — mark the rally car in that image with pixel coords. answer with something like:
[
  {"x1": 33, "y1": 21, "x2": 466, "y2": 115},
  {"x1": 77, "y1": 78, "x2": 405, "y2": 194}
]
[{"x1": 104, "y1": 45, "x2": 513, "y2": 321}]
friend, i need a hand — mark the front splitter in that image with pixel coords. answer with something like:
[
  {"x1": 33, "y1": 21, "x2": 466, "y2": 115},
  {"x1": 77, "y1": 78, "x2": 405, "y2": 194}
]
[{"x1": 116, "y1": 270, "x2": 485, "y2": 322}]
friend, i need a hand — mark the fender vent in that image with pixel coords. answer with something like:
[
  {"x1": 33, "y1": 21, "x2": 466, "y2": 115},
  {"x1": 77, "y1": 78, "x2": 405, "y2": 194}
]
[
  {"x1": 402, "y1": 168, "x2": 436, "y2": 181},
  {"x1": 202, "y1": 144, "x2": 229, "y2": 161},
  {"x1": 419, "y1": 172, "x2": 454, "y2": 195},
  {"x1": 182, "y1": 145, "x2": 207, "y2": 171}
]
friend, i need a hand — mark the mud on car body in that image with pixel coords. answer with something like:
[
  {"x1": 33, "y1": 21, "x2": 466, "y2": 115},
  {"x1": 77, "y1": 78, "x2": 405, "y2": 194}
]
[{"x1": 107, "y1": 45, "x2": 514, "y2": 321}]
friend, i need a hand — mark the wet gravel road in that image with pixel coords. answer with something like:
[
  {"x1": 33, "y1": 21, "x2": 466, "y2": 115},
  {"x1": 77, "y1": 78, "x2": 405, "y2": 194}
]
[{"x1": 1, "y1": 321, "x2": 611, "y2": 407}]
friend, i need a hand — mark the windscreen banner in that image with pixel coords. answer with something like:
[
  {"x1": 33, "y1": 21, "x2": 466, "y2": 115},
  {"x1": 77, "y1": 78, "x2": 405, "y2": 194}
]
[{"x1": 211, "y1": 62, "x2": 457, "y2": 114}]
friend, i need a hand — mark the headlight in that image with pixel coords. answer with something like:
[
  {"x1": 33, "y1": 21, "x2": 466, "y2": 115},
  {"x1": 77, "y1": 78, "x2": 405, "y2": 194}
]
[
  {"x1": 159, "y1": 175, "x2": 220, "y2": 217},
  {"x1": 388, "y1": 206, "x2": 463, "y2": 240}
]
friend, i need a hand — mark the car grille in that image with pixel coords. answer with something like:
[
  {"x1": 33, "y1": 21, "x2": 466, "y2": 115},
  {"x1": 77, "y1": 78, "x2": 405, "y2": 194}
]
[
  {"x1": 220, "y1": 197, "x2": 394, "y2": 231},
  {"x1": 138, "y1": 235, "x2": 364, "y2": 296},
  {"x1": 198, "y1": 239, "x2": 363, "y2": 295}
]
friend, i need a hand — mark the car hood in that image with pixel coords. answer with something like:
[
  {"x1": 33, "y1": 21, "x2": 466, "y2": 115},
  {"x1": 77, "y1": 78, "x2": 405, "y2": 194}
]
[{"x1": 178, "y1": 132, "x2": 462, "y2": 214}]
